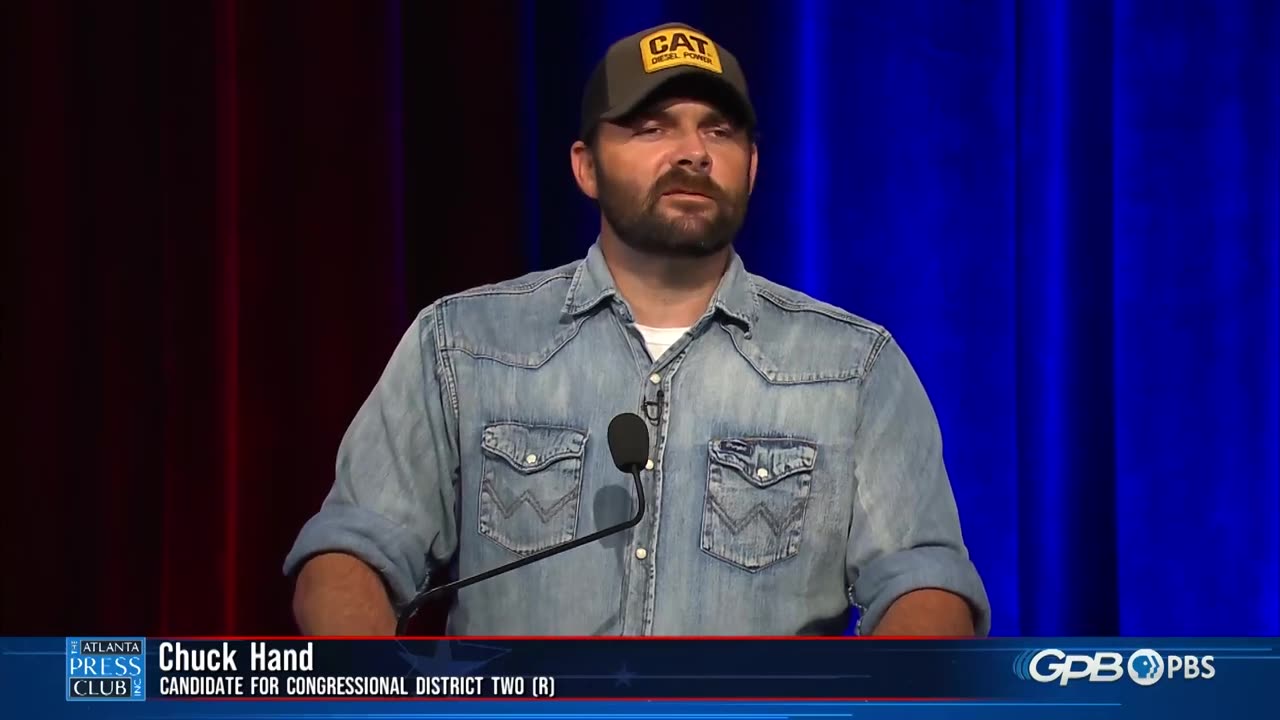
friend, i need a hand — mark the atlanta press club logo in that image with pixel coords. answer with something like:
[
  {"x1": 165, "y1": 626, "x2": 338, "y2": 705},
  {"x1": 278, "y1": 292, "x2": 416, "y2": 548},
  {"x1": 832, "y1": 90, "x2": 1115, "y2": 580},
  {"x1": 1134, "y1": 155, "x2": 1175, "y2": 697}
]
[
  {"x1": 1013, "y1": 647, "x2": 1215, "y2": 687},
  {"x1": 66, "y1": 637, "x2": 146, "y2": 701}
]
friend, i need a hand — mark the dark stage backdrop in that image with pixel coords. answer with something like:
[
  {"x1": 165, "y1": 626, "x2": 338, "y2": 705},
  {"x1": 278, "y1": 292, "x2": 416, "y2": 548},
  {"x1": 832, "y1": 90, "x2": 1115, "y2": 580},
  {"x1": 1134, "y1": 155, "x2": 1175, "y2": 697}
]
[{"x1": 4, "y1": 0, "x2": 1277, "y2": 637}]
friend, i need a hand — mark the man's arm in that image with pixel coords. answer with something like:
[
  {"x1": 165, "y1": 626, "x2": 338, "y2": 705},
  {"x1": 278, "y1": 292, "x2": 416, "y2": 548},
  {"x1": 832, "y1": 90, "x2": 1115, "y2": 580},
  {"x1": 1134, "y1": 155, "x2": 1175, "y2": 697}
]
[
  {"x1": 870, "y1": 589, "x2": 975, "y2": 636},
  {"x1": 283, "y1": 305, "x2": 460, "y2": 635},
  {"x1": 846, "y1": 335, "x2": 990, "y2": 637},
  {"x1": 292, "y1": 553, "x2": 396, "y2": 636}
]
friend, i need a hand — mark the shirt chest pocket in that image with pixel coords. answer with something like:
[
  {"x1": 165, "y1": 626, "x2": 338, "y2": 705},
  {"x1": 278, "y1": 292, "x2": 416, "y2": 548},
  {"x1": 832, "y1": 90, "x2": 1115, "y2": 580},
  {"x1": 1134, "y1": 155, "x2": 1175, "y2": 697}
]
[
  {"x1": 701, "y1": 437, "x2": 818, "y2": 572},
  {"x1": 478, "y1": 422, "x2": 588, "y2": 555}
]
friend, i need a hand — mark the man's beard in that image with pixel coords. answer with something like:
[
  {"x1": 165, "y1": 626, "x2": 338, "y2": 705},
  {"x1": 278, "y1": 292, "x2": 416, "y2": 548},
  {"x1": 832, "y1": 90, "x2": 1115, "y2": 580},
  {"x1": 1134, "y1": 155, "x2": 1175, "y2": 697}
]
[{"x1": 596, "y1": 164, "x2": 749, "y2": 258}]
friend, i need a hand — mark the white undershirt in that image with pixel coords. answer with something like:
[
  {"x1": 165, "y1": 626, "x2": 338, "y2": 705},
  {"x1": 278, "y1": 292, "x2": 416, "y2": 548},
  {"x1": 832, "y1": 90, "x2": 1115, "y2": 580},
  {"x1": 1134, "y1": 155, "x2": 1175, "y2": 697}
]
[{"x1": 634, "y1": 323, "x2": 692, "y2": 362}]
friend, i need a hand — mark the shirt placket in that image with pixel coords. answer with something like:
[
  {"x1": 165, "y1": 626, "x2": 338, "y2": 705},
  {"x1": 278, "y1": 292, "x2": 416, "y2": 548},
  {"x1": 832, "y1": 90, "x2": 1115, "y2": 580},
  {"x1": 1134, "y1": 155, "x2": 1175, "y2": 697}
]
[{"x1": 620, "y1": 349, "x2": 687, "y2": 635}]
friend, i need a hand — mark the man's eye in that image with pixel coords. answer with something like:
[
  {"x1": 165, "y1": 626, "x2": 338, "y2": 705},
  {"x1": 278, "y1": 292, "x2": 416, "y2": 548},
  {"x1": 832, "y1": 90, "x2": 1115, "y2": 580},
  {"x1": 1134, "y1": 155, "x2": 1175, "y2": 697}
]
[
  {"x1": 707, "y1": 127, "x2": 734, "y2": 138},
  {"x1": 636, "y1": 126, "x2": 662, "y2": 136}
]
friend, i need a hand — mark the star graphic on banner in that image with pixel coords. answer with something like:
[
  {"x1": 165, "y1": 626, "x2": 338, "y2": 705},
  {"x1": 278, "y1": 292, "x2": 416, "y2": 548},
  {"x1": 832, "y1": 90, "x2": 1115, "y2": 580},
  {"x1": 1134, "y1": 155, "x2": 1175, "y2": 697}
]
[
  {"x1": 612, "y1": 662, "x2": 637, "y2": 687},
  {"x1": 396, "y1": 639, "x2": 509, "y2": 678}
]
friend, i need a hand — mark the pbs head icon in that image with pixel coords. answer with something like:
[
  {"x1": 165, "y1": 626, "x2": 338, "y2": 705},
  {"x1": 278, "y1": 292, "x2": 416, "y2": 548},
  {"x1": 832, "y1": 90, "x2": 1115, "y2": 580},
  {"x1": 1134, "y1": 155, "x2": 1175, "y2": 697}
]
[{"x1": 1127, "y1": 649, "x2": 1164, "y2": 686}]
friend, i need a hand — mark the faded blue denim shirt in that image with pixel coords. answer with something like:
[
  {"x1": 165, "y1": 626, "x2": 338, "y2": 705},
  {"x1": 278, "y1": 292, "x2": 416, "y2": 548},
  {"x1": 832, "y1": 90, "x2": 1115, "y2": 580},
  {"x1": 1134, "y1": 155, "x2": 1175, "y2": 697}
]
[{"x1": 284, "y1": 242, "x2": 991, "y2": 636}]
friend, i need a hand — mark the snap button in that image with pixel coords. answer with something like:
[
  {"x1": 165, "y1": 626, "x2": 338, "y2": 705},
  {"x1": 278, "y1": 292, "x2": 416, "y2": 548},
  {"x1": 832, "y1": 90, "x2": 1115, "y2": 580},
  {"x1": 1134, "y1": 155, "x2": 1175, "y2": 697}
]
[
  {"x1": 756, "y1": 467, "x2": 770, "y2": 479},
  {"x1": 649, "y1": 373, "x2": 661, "y2": 384},
  {"x1": 645, "y1": 459, "x2": 655, "y2": 471},
  {"x1": 635, "y1": 547, "x2": 648, "y2": 560},
  {"x1": 525, "y1": 454, "x2": 538, "y2": 464}
]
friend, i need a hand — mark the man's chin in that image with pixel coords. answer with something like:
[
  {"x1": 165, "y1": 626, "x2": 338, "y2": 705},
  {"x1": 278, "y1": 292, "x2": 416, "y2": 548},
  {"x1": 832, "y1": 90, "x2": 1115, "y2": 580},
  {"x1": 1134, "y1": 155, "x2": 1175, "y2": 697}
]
[
  {"x1": 607, "y1": 203, "x2": 740, "y2": 258},
  {"x1": 653, "y1": 233, "x2": 733, "y2": 258}
]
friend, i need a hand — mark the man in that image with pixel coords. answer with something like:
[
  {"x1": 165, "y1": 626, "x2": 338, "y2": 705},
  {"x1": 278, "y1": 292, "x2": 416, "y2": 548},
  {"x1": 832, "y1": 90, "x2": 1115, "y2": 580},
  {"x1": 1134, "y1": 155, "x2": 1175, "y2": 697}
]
[{"x1": 285, "y1": 22, "x2": 990, "y2": 637}]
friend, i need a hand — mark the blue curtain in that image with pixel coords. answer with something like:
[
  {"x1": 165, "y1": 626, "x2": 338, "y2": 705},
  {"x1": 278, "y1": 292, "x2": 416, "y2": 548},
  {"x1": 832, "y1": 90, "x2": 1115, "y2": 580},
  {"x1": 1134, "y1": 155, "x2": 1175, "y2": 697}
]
[{"x1": 517, "y1": 0, "x2": 1279, "y2": 636}]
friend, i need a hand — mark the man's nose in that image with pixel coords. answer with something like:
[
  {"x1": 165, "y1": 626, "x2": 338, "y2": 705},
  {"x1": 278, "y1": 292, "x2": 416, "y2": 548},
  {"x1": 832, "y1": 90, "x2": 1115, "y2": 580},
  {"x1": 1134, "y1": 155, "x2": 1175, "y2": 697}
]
[{"x1": 672, "y1": 131, "x2": 711, "y2": 174}]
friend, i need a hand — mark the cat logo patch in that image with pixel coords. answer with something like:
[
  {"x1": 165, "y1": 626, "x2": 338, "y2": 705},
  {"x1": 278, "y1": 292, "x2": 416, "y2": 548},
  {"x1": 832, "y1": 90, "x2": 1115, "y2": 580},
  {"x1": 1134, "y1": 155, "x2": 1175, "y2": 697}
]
[{"x1": 640, "y1": 28, "x2": 723, "y2": 74}]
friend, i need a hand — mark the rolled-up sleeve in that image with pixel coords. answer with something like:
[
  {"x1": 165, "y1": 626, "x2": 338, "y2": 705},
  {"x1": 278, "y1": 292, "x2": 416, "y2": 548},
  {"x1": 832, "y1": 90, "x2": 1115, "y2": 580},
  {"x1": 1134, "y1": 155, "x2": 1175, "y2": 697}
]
[
  {"x1": 846, "y1": 336, "x2": 991, "y2": 636},
  {"x1": 283, "y1": 304, "x2": 460, "y2": 610}
]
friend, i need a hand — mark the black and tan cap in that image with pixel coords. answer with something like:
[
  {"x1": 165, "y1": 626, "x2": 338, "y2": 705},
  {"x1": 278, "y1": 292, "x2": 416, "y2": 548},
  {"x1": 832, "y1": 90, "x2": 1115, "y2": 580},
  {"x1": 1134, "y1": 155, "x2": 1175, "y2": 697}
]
[{"x1": 580, "y1": 22, "x2": 756, "y2": 140}]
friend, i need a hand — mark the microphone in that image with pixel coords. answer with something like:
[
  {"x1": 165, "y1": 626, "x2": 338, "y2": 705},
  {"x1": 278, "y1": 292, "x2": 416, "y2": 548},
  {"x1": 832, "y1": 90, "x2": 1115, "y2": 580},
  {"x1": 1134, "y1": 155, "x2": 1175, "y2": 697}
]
[{"x1": 395, "y1": 412, "x2": 650, "y2": 635}]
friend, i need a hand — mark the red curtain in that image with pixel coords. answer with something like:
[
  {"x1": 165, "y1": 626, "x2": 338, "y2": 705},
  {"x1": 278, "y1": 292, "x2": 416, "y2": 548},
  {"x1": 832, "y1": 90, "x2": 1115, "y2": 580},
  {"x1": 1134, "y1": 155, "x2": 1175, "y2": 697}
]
[{"x1": 4, "y1": 0, "x2": 525, "y2": 635}]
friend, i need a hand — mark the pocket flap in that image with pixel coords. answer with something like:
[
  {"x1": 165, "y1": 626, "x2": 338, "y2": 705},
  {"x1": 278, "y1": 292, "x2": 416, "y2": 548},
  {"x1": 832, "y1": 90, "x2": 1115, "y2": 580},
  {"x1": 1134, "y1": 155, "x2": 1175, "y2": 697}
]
[
  {"x1": 482, "y1": 422, "x2": 587, "y2": 473},
  {"x1": 709, "y1": 437, "x2": 817, "y2": 487}
]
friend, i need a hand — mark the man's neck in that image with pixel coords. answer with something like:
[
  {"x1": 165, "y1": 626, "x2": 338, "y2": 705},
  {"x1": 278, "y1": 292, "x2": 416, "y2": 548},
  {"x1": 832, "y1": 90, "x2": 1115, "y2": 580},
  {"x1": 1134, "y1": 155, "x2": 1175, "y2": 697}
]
[{"x1": 598, "y1": 231, "x2": 730, "y2": 329}]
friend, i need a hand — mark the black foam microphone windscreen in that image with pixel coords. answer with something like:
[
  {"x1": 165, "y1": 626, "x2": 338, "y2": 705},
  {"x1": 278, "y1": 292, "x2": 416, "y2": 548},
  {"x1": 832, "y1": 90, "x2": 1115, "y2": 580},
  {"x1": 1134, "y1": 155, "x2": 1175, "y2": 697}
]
[{"x1": 607, "y1": 412, "x2": 650, "y2": 472}]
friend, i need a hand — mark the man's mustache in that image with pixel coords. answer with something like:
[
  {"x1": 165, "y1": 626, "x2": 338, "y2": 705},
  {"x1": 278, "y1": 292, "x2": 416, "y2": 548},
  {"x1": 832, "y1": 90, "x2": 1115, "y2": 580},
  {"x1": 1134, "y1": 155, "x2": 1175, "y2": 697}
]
[{"x1": 647, "y1": 171, "x2": 728, "y2": 206}]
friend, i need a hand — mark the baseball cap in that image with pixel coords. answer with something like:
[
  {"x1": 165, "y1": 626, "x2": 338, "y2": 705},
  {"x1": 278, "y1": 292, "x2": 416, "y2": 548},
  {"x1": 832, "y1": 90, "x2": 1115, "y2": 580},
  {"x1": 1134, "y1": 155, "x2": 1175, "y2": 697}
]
[{"x1": 580, "y1": 23, "x2": 756, "y2": 140}]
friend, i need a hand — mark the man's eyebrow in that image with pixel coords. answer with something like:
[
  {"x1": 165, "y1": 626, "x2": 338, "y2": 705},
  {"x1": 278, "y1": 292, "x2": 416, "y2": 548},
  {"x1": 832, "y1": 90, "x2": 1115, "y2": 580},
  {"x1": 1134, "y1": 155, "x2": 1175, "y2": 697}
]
[{"x1": 701, "y1": 110, "x2": 734, "y2": 126}]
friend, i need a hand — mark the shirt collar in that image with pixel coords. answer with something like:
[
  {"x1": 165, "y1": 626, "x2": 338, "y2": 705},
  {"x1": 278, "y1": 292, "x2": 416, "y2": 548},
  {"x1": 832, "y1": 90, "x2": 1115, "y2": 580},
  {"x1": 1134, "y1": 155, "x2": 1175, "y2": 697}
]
[{"x1": 562, "y1": 240, "x2": 758, "y2": 331}]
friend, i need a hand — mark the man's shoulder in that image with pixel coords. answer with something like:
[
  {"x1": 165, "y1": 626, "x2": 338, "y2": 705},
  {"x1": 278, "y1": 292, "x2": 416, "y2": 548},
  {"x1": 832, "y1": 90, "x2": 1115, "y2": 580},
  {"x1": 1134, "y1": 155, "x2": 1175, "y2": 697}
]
[
  {"x1": 415, "y1": 259, "x2": 581, "y2": 320},
  {"x1": 443, "y1": 259, "x2": 582, "y2": 303},
  {"x1": 415, "y1": 259, "x2": 584, "y2": 364},
  {"x1": 747, "y1": 273, "x2": 890, "y2": 340},
  {"x1": 738, "y1": 272, "x2": 895, "y2": 383}
]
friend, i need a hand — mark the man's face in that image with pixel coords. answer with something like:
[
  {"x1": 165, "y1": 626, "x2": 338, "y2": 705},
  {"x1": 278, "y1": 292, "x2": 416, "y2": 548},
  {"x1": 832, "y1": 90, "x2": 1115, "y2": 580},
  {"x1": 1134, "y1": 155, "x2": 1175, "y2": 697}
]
[{"x1": 586, "y1": 98, "x2": 756, "y2": 258}]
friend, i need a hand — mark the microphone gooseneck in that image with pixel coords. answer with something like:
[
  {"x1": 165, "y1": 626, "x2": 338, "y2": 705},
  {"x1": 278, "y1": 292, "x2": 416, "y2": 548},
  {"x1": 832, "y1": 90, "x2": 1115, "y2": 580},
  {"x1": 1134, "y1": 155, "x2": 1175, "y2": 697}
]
[{"x1": 395, "y1": 412, "x2": 650, "y2": 636}]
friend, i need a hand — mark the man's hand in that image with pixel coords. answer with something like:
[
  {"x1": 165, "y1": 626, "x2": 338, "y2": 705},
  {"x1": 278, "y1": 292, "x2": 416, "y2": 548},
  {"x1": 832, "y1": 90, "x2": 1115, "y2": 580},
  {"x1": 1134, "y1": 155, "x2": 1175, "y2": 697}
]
[
  {"x1": 870, "y1": 589, "x2": 976, "y2": 636},
  {"x1": 292, "y1": 552, "x2": 397, "y2": 636}
]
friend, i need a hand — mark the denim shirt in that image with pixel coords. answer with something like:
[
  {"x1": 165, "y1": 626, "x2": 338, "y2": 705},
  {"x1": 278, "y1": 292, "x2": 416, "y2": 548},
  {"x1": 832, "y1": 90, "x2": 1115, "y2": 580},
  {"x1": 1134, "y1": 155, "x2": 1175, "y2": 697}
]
[{"x1": 284, "y1": 242, "x2": 991, "y2": 636}]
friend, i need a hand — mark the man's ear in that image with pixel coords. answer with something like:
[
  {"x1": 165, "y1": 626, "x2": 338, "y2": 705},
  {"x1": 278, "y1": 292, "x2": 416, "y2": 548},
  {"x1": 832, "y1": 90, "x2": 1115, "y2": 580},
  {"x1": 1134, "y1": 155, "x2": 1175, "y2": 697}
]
[
  {"x1": 748, "y1": 142, "x2": 759, "y2": 195},
  {"x1": 570, "y1": 141, "x2": 598, "y2": 200}
]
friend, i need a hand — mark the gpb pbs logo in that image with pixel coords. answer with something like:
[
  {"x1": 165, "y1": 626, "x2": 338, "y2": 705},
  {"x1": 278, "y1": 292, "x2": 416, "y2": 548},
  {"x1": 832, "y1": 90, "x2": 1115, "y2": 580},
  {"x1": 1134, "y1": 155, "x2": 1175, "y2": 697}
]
[{"x1": 1013, "y1": 648, "x2": 1215, "y2": 686}]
